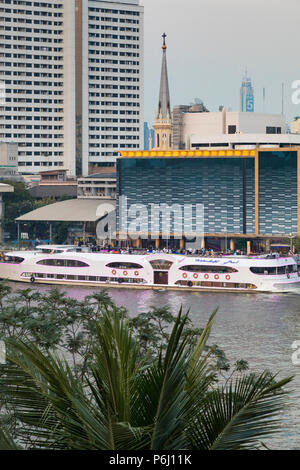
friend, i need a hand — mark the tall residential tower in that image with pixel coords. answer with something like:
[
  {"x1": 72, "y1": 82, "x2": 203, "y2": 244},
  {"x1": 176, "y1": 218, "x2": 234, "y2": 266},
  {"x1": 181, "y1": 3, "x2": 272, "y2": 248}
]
[
  {"x1": 78, "y1": 0, "x2": 144, "y2": 176},
  {"x1": 0, "y1": 0, "x2": 76, "y2": 175},
  {"x1": 0, "y1": 0, "x2": 144, "y2": 176}
]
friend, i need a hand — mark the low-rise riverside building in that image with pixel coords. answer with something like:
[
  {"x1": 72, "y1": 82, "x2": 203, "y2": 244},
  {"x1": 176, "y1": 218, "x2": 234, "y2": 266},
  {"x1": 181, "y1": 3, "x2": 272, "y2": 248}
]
[{"x1": 77, "y1": 171, "x2": 116, "y2": 200}]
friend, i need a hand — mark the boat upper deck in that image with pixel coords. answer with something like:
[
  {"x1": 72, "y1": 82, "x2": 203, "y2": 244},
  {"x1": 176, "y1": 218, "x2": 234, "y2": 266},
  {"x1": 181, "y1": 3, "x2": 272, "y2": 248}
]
[{"x1": 2, "y1": 246, "x2": 297, "y2": 268}]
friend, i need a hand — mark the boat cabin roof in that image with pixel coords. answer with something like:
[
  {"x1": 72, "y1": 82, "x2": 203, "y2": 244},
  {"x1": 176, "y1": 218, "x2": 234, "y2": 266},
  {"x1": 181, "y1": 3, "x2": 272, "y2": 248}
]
[{"x1": 2, "y1": 250, "x2": 297, "y2": 268}]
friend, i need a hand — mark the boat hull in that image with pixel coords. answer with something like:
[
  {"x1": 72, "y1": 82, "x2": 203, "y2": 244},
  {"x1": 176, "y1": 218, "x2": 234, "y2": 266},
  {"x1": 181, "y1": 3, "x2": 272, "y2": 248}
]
[{"x1": 2, "y1": 275, "x2": 300, "y2": 294}]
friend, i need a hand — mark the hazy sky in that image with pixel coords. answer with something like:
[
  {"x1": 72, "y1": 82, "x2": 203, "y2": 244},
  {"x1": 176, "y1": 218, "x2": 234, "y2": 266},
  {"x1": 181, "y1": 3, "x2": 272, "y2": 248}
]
[{"x1": 142, "y1": 0, "x2": 300, "y2": 125}]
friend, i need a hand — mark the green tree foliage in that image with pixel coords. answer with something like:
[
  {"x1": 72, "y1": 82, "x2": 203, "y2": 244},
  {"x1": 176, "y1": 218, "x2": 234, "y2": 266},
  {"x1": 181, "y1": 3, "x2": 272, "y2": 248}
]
[
  {"x1": 0, "y1": 284, "x2": 235, "y2": 377},
  {"x1": 0, "y1": 284, "x2": 293, "y2": 450},
  {"x1": 51, "y1": 222, "x2": 70, "y2": 244},
  {"x1": 2, "y1": 179, "x2": 75, "y2": 242},
  {"x1": 2, "y1": 181, "x2": 36, "y2": 239}
]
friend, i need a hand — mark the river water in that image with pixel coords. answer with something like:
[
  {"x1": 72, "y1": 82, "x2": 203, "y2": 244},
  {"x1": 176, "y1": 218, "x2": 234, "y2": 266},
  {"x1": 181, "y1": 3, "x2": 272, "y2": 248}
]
[{"x1": 7, "y1": 282, "x2": 300, "y2": 450}]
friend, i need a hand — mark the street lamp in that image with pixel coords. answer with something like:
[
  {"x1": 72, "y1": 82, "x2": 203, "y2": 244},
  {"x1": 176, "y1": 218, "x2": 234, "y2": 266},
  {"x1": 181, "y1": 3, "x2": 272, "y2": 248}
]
[
  {"x1": 223, "y1": 217, "x2": 228, "y2": 254},
  {"x1": 288, "y1": 233, "x2": 296, "y2": 254}
]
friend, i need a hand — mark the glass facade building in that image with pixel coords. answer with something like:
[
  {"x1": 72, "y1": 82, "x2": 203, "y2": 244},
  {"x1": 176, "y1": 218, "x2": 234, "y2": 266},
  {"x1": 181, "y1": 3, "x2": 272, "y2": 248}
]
[
  {"x1": 116, "y1": 148, "x2": 300, "y2": 242},
  {"x1": 259, "y1": 151, "x2": 297, "y2": 235},
  {"x1": 117, "y1": 156, "x2": 255, "y2": 236}
]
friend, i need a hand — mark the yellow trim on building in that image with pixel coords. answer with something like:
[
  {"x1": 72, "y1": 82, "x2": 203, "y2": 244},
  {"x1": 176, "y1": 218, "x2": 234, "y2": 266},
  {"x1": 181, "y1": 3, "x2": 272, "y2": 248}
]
[{"x1": 120, "y1": 149, "x2": 257, "y2": 158}]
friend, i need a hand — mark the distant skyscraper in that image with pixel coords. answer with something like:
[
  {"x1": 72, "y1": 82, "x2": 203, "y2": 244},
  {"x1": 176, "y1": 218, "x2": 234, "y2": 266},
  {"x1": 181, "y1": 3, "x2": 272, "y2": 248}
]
[
  {"x1": 150, "y1": 128, "x2": 155, "y2": 148},
  {"x1": 144, "y1": 122, "x2": 154, "y2": 150},
  {"x1": 144, "y1": 122, "x2": 150, "y2": 149},
  {"x1": 240, "y1": 70, "x2": 254, "y2": 112}
]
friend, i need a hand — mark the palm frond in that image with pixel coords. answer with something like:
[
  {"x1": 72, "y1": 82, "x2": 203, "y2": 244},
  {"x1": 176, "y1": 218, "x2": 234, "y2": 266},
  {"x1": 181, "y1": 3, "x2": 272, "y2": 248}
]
[
  {"x1": 90, "y1": 308, "x2": 140, "y2": 424},
  {"x1": 0, "y1": 427, "x2": 19, "y2": 450},
  {"x1": 0, "y1": 340, "x2": 112, "y2": 449},
  {"x1": 184, "y1": 309, "x2": 218, "y2": 401},
  {"x1": 130, "y1": 308, "x2": 192, "y2": 450},
  {"x1": 189, "y1": 372, "x2": 293, "y2": 450}
]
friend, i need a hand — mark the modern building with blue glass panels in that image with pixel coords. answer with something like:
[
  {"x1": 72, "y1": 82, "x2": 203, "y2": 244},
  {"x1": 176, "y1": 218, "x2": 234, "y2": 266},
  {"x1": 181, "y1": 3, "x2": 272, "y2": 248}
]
[
  {"x1": 259, "y1": 150, "x2": 298, "y2": 235},
  {"x1": 116, "y1": 148, "x2": 300, "y2": 249}
]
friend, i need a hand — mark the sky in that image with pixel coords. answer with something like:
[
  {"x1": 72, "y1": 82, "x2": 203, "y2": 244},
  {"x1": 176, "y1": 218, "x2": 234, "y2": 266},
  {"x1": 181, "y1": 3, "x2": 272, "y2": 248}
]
[{"x1": 141, "y1": 0, "x2": 300, "y2": 126}]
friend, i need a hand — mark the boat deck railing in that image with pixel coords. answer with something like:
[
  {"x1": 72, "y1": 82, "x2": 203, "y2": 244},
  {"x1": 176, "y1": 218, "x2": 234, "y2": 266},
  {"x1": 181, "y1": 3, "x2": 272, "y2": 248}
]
[{"x1": 1, "y1": 246, "x2": 296, "y2": 261}]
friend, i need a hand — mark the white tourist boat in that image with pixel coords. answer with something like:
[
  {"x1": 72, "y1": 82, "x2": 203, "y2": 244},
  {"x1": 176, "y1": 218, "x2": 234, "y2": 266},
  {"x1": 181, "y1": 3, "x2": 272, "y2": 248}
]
[{"x1": 0, "y1": 245, "x2": 299, "y2": 293}]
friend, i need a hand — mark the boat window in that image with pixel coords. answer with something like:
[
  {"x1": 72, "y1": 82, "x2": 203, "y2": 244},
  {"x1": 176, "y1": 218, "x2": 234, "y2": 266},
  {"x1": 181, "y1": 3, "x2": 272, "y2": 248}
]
[
  {"x1": 149, "y1": 260, "x2": 173, "y2": 270},
  {"x1": 1, "y1": 256, "x2": 24, "y2": 264},
  {"x1": 250, "y1": 265, "x2": 297, "y2": 275},
  {"x1": 106, "y1": 262, "x2": 143, "y2": 270},
  {"x1": 21, "y1": 273, "x2": 146, "y2": 284},
  {"x1": 179, "y1": 265, "x2": 238, "y2": 273},
  {"x1": 288, "y1": 264, "x2": 298, "y2": 273},
  {"x1": 36, "y1": 259, "x2": 89, "y2": 267},
  {"x1": 40, "y1": 249, "x2": 64, "y2": 254},
  {"x1": 250, "y1": 267, "x2": 277, "y2": 275},
  {"x1": 175, "y1": 280, "x2": 257, "y2": 289}
]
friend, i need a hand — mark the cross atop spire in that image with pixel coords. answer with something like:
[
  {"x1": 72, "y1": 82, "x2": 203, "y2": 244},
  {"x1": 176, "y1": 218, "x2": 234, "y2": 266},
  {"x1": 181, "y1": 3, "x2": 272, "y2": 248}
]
[
  {"x1": 157, "y1": 33, "x2": 170, "y2": 119},
  {"x1": 153, "y1": 34, "x2": 172, "y2": 150}
]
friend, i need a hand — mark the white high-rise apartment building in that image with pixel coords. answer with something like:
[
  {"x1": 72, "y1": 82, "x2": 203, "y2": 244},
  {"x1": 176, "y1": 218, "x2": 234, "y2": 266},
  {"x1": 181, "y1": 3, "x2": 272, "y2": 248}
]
[
  {"x1": 0, "y1": 0, "x2": 76, "y2": 175},
  {"x1": 0, "y1": 0, "x2": 144, "y2": 177},
  {"x1": 78, "y1": 0, "x2": 144, "y2": 176}
]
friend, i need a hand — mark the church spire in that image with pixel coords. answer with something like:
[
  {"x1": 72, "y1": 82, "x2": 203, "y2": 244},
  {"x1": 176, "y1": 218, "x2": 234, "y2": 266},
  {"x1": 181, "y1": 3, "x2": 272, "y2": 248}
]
[
  {"x1": 153, "y1": 34, "x2": 172, "y2": 150},
  {"x1": 157, "y1": 33, "x2": 171, "y2": 120}
]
